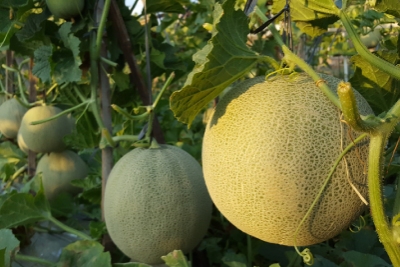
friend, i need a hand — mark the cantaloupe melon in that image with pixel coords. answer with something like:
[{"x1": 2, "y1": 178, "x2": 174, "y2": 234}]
[
  {"x1": 0, "y1": 94, "x2": 6, "y2": 105},
  {"x1": 0, "y1": 99, "x2": 28, "y2": 139},
  {"x1": 104, "y1": 144, "x2": 212, "y2": 265},
  {"x1": 36, "y1": 150, "x2": 89, "y2": 201},
  {"x1": 18, "y1": 106, "x2": 73, "y2": 153},
  {"x1": 46, "y1": 0, "x2": 84, "y2": 19},
  {"x1": 202, "y1": 73, "x2": 373, "y2": 246}
]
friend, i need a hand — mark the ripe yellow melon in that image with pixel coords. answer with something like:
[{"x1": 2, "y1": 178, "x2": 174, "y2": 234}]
[
  {"x1": 202, "y1": 73, "x2": 373, "y2": 246},
  {"x1": 0, "y1": 99, "x2": 28, "y2": 139},
  {"x1": 18, "y1": 106, "x2": 73, "y2": 153},
  {"x1": 104, "y1": 144, "x2": 213, "y2": 265},
  {"x1": 36, "y1": 150, "x2": 89, "y2": 201}
]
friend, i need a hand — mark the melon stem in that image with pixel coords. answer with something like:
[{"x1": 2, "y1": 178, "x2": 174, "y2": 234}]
[
  {"x1": 48, "y1": 216, "x2": 93, "y2": 241},
  {"x1": 337, "y1": 82, "x2": 381, "y2": 133},
  {"x1": 253, "y1": 7, "x2": 342, "y2": 110},
  {"x1": 14, "y1": 254, "x2": 55, "y2": 266}
]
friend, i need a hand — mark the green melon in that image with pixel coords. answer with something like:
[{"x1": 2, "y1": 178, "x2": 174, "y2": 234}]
[
  {"x1": 0, "y1": 99, "x2": 28, "y2": 139},
  {"x1": 18, "y1": 106, "x2": 74, "y2": 153},
  {"x1": 0, "y1": 94, "x2": 6, "y2": 106},
  {"x1": 36, "y1": 150, "x2": 89, "y2": 201},
  {"x1": 104, "y1": 144, "x2": 212, "y2": 265},
  {"x1": 46, "y1": 0, "x2": 84, "y2": 19},
  {"x1": 202, "y1": 73, "x2": 373, "y2": 246}
]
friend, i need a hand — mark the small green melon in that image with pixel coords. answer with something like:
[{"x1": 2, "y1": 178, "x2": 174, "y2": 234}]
[
  {"x1": 18, "y1": 106, "x2": 74, "y2": 153},
  {"x1": 202, "y1": 73, "x2": 373, "y2": 246},
  {"x1": 46, "y1": 0, "x2": 84, "y2": 19},
  {"x1": 104, "y1": 144, "x2": 212, "y2": 265},
  {"x1": 36, "y1": 150, "x2": 89, "y2": 201},
  {"x1": 0, "y1": 99, "x2": 28, "y2": 139}
]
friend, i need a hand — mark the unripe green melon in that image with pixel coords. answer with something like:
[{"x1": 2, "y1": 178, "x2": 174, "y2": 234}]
[
  {"x1": 36, "y1": 150, "x2": 89, "y2": 201},
  {"x1": 0, "y1": 94, "x2": 6, "y2": 105},
  {"x1": 0, "y1": 99, "x2": 28, "y2": 139},
  {"x1": 202, "y1": 73, "x2": 373, "y2": 246},
  {"x1": 18, "y1": 106, "x2": 74, "y2": 153},
  {"x1": 46, "y1": 0, "x2": 84, "y2": 19},
  {"x1": 104, "y1": 144, "x2": 213, "y2": 265}
]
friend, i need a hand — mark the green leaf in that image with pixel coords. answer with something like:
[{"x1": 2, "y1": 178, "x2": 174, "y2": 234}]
[
  {"x1": 1, "y1": 0, "x2": 28, "y2": 7},
  {"x1": 222, "y1": 251, "x2": 247, "y2": 267},
  {"x1": 161, "y1": 250, "x2": 190, "y2": 267},
  {"x1": 269, "y1": 264, "x2": 281, "y2": 267},
  {"x1": 147, "y1": 0, "x2": 190, "y2": 13},
  {"x1": 113, "y1": 263, "x2": 152, "y2": 267},
  {"x1": 56, "y1": 240, "x2": 111, "y2": 267},
  {"x1": 349, "y1": 50, "x2": 399, "y2": 114},
  {"x1": 53, "y1": 22, "x2": 82, "y2": 84},
  {"x1": 370, "y1": 0, "x2": 400, "y2": 17},
  {"x1": 341, "y1": 250, "x2": 391, "y2": 266},
  {"x1": 0, "y1": 229, "x2": 20, "y2": 267},
  {"x1": 272, "y1": 0, "x2": 339, "y2": 37},
  {"x1": 32, "y1": 45, "x2": 53, "y2": 83},
  {"x1": 89, "y1": 221, "x2": 107, "y2": 240},
  {"x1": 169, "y1": 0, "x2": 259, "y2": 126},
  {"x1": 15, "y1": 12, "x2": 47, "y2": 42},
  {"x1": 0, "y1": 182, "x2": 51, "y2": 228}
]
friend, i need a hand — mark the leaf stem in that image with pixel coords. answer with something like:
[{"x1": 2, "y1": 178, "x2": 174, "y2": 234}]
[
  {"x1": 100, "y1": 56, "x2": 117, "y2": 67},
  {"x1": 111, "y1": 104, "x2": 149, "y2": 120},
  {"x1": 48, "y1": 216, "x2": 93, "y2": 240},
  {"x1": 340, "y1": 10, "x2": 400, "y2": 80},
  {"x1": 112, "y1": 135, "x2": 139, "y2": 143},
  {"x1": 30, "y1": 101, "x2": 91, "y2": 125},
  {"x1": 95, "y1": 0, "x2": 112, "y2": 58},
  {"x1": 14, "y1": 254, "x2": 55, "y2": 266},
  {"x1": 152, "y1": 72, "x2": 175, "y2": 110}
]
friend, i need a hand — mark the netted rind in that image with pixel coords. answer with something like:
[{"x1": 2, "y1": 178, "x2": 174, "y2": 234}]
[
  {"x1": 202, "y1": 73, "x2": 373, "y2": 246},
  {"x1": 36, "y1": 150, "x2": 89, "y2": 201},
  {"x1": 18, "y1": 106, "x2": 73, "y2": 153},
  {"x1": 104, "y1": 145, "x2": 213, "y2": 265},
  {"x1": 0, "y1": 99, "x2": 28, "y2": 139}
]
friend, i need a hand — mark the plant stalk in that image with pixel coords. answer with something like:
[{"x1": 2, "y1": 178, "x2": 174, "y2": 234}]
[
  {"x1": 14, "y1": 254, "x2": 54, "y2": 266},
  {"x1": 368, "y1": 134, "x2": 400, "y2": 266},
  {"x1": 48, "y1": 216, "x2": 93, "y2": 240}
]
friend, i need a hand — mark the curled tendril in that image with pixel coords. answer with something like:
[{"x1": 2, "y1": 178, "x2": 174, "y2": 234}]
[
  {"x1": 301, "y1": 248, "x2": 314, "y2": 266},
  {"x1": 265, "y1": 67, "x2": 295, "y2": 81},
  {"x1": 349, "y1": 215, "x2": 366, "y2": 233}
]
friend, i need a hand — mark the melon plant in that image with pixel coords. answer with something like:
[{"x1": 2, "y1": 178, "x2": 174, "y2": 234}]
[
  {"x1": 36, "y1": 150, "x2": 89, "y2": 201},
  {"x1": 202, "y1": 73, "x2": 373, "y2": 246},
  {"x1": 46, "y1": 0, "x2": 84, "y2": 19},
  {"x1": 0, "y1": 98, "x2": 28, "y2": 139},
  {"x1": 104, "y1": 144, "x2": 213, "y2": 265},
  {"x1": 18, "y1": 106, "x2": 74, "y2": 153}
]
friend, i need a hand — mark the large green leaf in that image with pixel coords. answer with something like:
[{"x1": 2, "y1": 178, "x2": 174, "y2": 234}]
[
  {"x1": 341, "y1": 250, "x2": 391, "y2": 266},
  {"x1": 169, "y1": 0, "x2": 260, "y2": 126},
  {"x1": 0, "y1": 229, "x2": 19, "y2": 267},
  {"x1": 272, "y1": 0, "x2": 340, "y2": 37},
  {"x1": 0, "y1": 182, "x2": 50, "y2": 228},
  {"x1": 56, "y1": 240, "x2": 111, "y2": 267},
  {"x1": 32, "y1": 45, "x2": 53, "y2": 83},
  {"x1": 113, "y1": 263, "x2": 152, "y2": 267},
  {"x1": 349, "y1": 50, "x2": 399, "y2": 114},
  {"x1": 147, "y1": 0, "x2": 190, "y2": 13},
  {"x1": 52, "y1": 22, "x2": 82, "y2": 84},
  {"x1": 370, "y1": 0, "x2": 400, "y2": 17}
]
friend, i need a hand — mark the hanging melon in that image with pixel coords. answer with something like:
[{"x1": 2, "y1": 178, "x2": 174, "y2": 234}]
[
  {"x1": 202, "y1": 73, "x2": 373, "y2": 246},
  {"x1": 104, "y1": 144, "x2": 212, "y2": 265}
]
